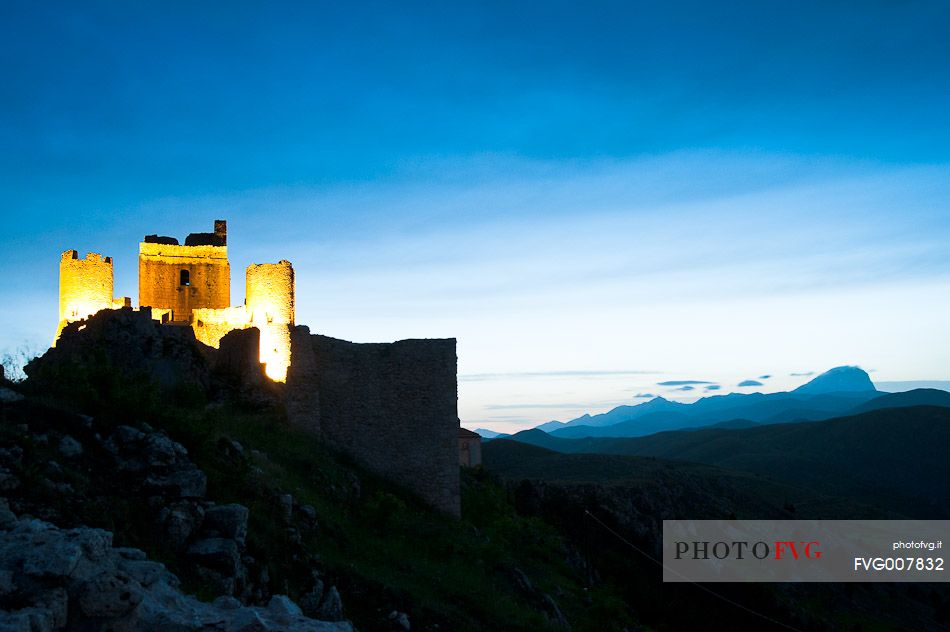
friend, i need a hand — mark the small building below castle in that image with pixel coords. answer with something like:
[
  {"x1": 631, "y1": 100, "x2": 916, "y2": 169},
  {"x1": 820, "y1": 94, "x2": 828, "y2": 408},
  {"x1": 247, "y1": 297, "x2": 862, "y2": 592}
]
[{"x1": 458, "y1": 428, "x2": 482, "y2": 467}]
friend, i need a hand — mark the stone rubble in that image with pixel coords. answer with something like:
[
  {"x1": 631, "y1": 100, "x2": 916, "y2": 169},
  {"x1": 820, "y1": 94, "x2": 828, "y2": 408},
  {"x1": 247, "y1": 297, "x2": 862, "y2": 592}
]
[{"x1": 0, "y1": 499, "x2": 353, "y2": 632}]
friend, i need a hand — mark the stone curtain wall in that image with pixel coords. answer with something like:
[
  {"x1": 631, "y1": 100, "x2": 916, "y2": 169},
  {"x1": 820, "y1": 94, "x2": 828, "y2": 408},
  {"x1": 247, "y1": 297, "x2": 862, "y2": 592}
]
[
  {"x1": 301, "y1": 334, "x2": 460, "y2": 516},
  {"x1": 192, "y1": 306, "x2": 251, "y2": 348},
  {"x1": 286, "y1": 326, "x2": 321, "y2": 434}
]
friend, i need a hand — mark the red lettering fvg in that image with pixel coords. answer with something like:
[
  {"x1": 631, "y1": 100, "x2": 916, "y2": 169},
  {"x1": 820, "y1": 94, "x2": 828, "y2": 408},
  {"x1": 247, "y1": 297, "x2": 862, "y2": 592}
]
[{"x1": 774, "y1": 541, "x2": 822, "y2": 560}]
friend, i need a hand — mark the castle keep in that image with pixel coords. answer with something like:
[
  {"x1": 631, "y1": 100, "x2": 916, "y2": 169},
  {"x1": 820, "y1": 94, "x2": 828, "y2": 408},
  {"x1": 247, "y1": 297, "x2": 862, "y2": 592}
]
[
  {"x1": 53, "y1": 220, "x2": 461, "y2": 515},
  {"x1": 138, "y1": 219, "x2": 231, "y2": 324}
]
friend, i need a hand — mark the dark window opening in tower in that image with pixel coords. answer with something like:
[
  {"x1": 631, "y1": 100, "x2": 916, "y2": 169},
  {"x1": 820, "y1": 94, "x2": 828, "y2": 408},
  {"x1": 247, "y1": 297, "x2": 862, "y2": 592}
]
[{"x1": 180, "y1": 269, "x2": 190, "y2": 286}]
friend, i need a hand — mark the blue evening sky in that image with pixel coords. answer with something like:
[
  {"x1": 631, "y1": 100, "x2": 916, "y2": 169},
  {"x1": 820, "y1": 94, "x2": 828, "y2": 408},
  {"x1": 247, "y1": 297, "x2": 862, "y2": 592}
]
[{"x1": 2, "y1": 1, "x2": 949, "y2": 430}]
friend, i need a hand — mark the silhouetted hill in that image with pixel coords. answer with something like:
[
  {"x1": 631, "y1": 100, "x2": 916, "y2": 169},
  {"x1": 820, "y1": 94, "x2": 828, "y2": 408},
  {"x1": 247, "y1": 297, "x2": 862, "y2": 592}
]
[
  {"x1": 483, "y1": 439, "x2": 894, "y2": 519},
  {"x1": 707, "y1": 418, "x2": 760, "y2": 429},
  {"x1": 534, "y1": 419, "x2": 568, "y2": 432},
  {"x1": 852, "y1": 388, "x2": 950, "y2": 413},
  {"x1": 509, "y1": 428, "x2": 576, "y2": 451},
  {"x1": 549, "y1": 411, "x2": 694, "y2": 438},
  {"x1": 792, "y1": 365, "x2": 876, "y2": 394},
  {"x1": 514, "y1": 406, "x2": 950, "y2": 518},
  {"x1": 473, "y1": 428, "x2": 509, "y2": 439},
  {"x1": 542, "y1": 396, "x2": 689, "y2": 432}
]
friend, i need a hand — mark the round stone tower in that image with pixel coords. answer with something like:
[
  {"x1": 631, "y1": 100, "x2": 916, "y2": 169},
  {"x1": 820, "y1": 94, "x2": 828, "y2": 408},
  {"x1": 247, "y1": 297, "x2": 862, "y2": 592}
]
[
  {"x1": 245, "y1": 260, "x2": 295, "y2": 381},
  {"x1": 56, "y1": 250, "x2": 115, "y2": 344},
  {"x1": 246, "y1": 260, "x2": 295, "y2": 325}
]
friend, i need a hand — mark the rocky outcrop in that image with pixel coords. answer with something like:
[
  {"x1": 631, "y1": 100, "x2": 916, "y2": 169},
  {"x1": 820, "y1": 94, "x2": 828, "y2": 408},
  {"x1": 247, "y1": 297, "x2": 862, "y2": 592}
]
[
  {"x1": 105, "y1": 424, "x2": 208, "y2": 499},
  {"x1": 26, "y1": 308, "x2": 212, "y2": 393},
  {"x1": 0, "y1": 500, "x2": 352, "y2": 631},
  {"x1": 0, "y1": 384, "x2": 354, "y2": 620},
  {"x1": 105, "y1": 425, "x2": 255, "y2": 599}
]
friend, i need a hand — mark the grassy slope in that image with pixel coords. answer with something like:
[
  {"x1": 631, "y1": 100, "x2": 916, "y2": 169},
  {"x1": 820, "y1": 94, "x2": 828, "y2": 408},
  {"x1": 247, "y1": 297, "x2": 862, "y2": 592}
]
[{"x1": 4, "y1": 372, "x2": 635, "y2": 632}]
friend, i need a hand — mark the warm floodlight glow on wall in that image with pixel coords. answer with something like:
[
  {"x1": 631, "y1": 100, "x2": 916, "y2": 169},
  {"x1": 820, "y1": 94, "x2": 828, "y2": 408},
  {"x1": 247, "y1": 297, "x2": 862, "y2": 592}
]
[{"x1": 56, "y1": 225, "x2": 296, "y2": 383}]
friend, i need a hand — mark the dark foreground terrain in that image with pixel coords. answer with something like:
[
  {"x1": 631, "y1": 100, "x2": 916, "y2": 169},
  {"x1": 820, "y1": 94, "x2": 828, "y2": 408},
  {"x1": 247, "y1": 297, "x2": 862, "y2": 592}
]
[
  {"x1": 484, "y1": 406, "x2": 950, "y2": 631},
  {"x1": 1, "y1": 321, "x2": 948, "y2": 630}
]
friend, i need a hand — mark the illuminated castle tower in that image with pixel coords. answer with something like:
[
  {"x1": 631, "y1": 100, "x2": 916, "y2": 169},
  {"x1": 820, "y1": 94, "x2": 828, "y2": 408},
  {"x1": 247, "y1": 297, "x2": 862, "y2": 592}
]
[
  {"x1": 138, "y1": 220, "x2": 231, "y2": 323},
  {"x1": 193, "y1": 259, "x2": 297, "y2": 381},
  {"x1": 246, "y1": 261, "x2": 295, "y2": 381},
  {"x1": 56, "y1": 251, "x2": 128, "y2": 344}
]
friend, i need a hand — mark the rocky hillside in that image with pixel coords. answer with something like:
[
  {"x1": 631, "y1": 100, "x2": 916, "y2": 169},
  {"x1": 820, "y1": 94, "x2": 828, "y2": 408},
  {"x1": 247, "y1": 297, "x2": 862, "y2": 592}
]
[
  {"x1": 0, "y1": 499, "x2": 349, "y2": 631},
  {"x1": 0, "y1": 314, "x2": 637, "y2": 631},
  {"x1": 0, "y1": 384, "x2": 351, "y2": 631}
]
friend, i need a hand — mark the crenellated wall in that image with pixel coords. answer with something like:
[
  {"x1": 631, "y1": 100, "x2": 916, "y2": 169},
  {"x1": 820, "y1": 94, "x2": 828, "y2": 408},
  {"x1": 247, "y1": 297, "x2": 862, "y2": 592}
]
[{"x1": 56, "y1": 250, "x2": 115, "y2": 344}]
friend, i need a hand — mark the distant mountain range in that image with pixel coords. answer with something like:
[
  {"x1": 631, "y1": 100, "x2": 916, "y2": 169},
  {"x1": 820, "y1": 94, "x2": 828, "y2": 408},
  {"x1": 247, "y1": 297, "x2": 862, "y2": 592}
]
[
  {"x1": 526, "y1": 366, "x2": 936, "y2": 439},
  {"x1": 495, "y1": 404, "x2": 950, "y2": 518}
]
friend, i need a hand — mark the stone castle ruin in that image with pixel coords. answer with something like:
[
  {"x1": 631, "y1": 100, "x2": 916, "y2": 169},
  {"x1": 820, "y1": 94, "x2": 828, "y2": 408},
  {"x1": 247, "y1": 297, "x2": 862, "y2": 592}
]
[
  {"x1": 53, "y1": 220, "x2": 461, "y2": 515},
  {"x1": 58, "y1": 221, "x2": 295, "y2": 382}
]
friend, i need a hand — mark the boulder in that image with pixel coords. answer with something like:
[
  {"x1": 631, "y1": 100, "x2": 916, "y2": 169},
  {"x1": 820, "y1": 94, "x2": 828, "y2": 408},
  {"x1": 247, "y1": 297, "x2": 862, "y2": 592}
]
[
  {"x1": 77, "y1": 570, "x2": 144, "y2": 617},
  {"x1": 0, "y1": 500, "x2": 16, "y2": 531},
  {"x1": 0, "y1": 515, "x2": 354, "y2": 631},
  {"x1": 186, "y1": 538, "x2": 241, "y2": 576},
  {"x1": 266, "y1": 594, "x2": 303, "y2": 624},
  {"x1": 316, "y1": 586, "x2": 344, "y2": 621},
  {"x1": 388, "y1": 610, "x2": 411, "y2": 631},
  {"x1": 278, "y1": 494, "x2": 293, "y2": 522},
  {"x1": 57, "y1": 436, "x2": 83, "y2": 458},
  {"x1": 202, "y1": 504, "x2": 249, "y2": 547},
  {"x1": 159, "y1": 501, "x2": 205, "y2": 550}
]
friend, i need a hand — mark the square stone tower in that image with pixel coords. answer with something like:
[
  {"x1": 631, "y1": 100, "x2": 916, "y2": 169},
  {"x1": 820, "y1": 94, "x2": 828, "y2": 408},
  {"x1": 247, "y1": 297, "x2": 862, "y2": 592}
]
[{"x1": 138, "y1": 220, "x2": 231, "y2": 323}]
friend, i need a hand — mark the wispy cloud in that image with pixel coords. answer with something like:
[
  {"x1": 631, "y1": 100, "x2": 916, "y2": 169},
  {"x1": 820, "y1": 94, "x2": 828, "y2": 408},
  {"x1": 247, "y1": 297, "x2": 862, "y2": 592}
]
[
  {"x1": 658, "y1": 380, "x2": 714, "y2": 386},
  {"x1": 485, "y1": 403, "x2": 586, "y2": 410},
  {"x1": 461, "y1": 369, "x2": 659, "y2": 382},
  {"x1": 738, "y1": 379, "x2": 764, "y2": 387}
]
